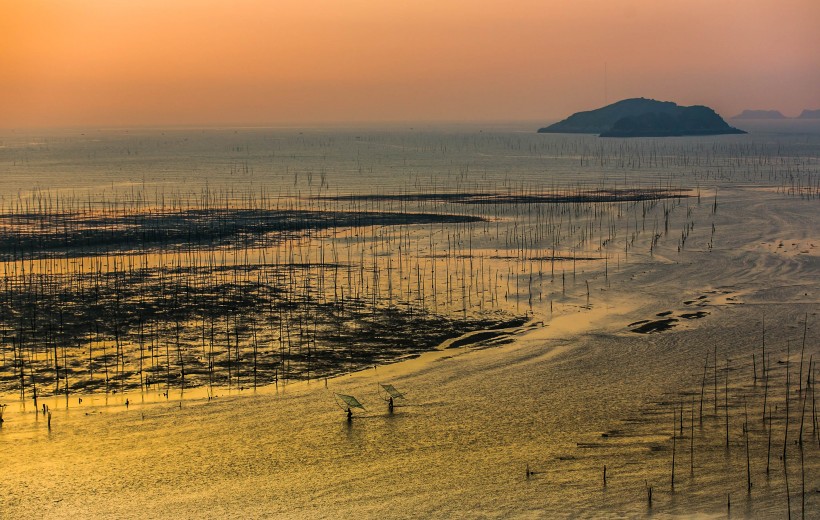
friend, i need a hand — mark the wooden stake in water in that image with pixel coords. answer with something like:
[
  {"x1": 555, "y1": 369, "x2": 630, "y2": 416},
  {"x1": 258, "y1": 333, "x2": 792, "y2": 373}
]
[
  {"x1": 800, "y1": 355, "x2": 811, "y2": 446},
  {"x1": 671, "y1": 404, "x2": 676, "y2": 490},
  {"x1": 798, "y1": 313, "x2": 807, "y2": 399},
  {"x1": 800, "y1": 422, "x2": 806, "y2": 520},
  {"x1": 785, "y1": 340, "x2": 791, "y2": 461},
  {"x1": 725, "y1": 358, "x2": 730, "y2": 449},
  {"x1": 714, "y1": 345, "x2": 718, "y2": 413},
  {"x1": 700, "y1": 350, "x2": 708, "y2": 425},
  {"x1": 745, "y1": 399, "x2": 751, "y2": 493},
  {"x1": 753, "y1": 353, "x2": 757, "y2": 382},
  {"x1": 786, "y1": 455, "x2": 792, "y2": 520},
  {"x1": 763, "y1": 352, "x2": 770, "y2": 424},
  {"x1": 690, "y1": 395, "x2": 695, "y2": 475},
  {"x1": 766, "y1": 401, "x2": 773, "y2": 475},
  {"x1": 812, "y1": 361, "x2": 817, "y2": 441}
]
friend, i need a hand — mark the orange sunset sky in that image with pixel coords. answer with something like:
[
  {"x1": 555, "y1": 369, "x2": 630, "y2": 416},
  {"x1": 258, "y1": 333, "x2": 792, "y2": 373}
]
[{"x1": 2, "y1": 0, "x2": 818, "y2": 128}]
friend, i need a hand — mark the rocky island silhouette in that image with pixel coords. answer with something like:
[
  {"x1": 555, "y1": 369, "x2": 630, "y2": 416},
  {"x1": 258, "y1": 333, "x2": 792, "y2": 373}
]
[{"x1": 539, "y1": 98, "x2": 745, "y2": 137}]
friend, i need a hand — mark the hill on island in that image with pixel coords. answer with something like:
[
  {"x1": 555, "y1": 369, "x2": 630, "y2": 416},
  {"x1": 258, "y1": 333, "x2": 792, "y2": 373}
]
[
  {"x1": 798, "y1": 109, "x2": 820, "y2": 119},
  {"x1": 538, "y1": 98, "x2": 746, "y2": 137},
  {"x1": 731, "y1": 109, "x2": 786, "y2": 119}
]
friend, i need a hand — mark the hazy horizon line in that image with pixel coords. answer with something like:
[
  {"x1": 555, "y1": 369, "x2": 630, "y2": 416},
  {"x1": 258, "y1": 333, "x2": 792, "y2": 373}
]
[{"x1": 0, "y1": 118, "x2": 561, "y2": 133}]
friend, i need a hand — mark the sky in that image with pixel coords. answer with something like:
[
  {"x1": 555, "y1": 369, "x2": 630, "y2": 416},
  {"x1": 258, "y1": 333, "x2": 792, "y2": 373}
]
[{"x1": 2, "y1": 0, "x2": 818, "y2": 128}]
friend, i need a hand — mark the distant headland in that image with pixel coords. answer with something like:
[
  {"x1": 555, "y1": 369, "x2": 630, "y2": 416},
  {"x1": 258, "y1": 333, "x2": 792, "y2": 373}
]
[
  {"x1": 731, "y1": 108, "x2": 820, "y2": 119},
  {"x1": 731, "y1": 109, "x2": 786, "y2": 120},
  {"x1": 538, "y1": 98, "x2": 746, "y2": 137}
]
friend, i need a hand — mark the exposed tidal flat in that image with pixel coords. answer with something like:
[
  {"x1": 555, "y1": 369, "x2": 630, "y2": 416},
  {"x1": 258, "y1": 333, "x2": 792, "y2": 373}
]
[{"x1": 0, "y1": 123, "x2": 819, "y2": 518}]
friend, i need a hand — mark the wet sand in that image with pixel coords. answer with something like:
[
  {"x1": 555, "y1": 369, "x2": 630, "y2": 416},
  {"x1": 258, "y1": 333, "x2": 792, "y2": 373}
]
[{"x1": 1, "y1": 185, "x2": 818, "y2": 518}]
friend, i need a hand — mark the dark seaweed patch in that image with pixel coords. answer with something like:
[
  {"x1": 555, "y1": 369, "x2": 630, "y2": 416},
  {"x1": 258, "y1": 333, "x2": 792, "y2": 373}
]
[
  {"x1": 319, "y1": 188, "x2": 689, "y2": 205},
  {"x1": 630, "y1": 318, "x2": 678, "y2": 334},
  {"x1": 447, "y1": 331, "x2": 507, "y2": 349},
  {"x1": 0, "y1": 209, "x2": 483, "y2": 261},
  {"x1": 680, "y1": 311, "x2": 709, "y2": 320}
]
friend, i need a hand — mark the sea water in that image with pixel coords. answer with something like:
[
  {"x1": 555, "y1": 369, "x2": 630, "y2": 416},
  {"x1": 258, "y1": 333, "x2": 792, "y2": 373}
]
[{"x1": 0, "y1": 121, "x2": 819, "y2": 518}]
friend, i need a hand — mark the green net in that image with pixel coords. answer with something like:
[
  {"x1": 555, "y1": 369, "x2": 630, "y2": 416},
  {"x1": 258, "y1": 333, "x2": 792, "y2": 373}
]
[
  {"x1": 380, "y1": 384, "x2": 405, "y2": 399},
  {"x1": 335, "y1": 393, "x2": 365, "y2": 410}
]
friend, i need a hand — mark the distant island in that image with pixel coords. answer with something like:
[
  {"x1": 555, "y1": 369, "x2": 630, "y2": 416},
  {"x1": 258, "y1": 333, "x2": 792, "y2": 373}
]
[
  {"x1": 538, "y1": 98, "x2": 746, "y2": 137},
  {"x1": 730, "y1": 108, "x2": 820, "y2": 119},
  {"x1": 731, "y1": 109, "x2": 786, "y2": 119}
]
